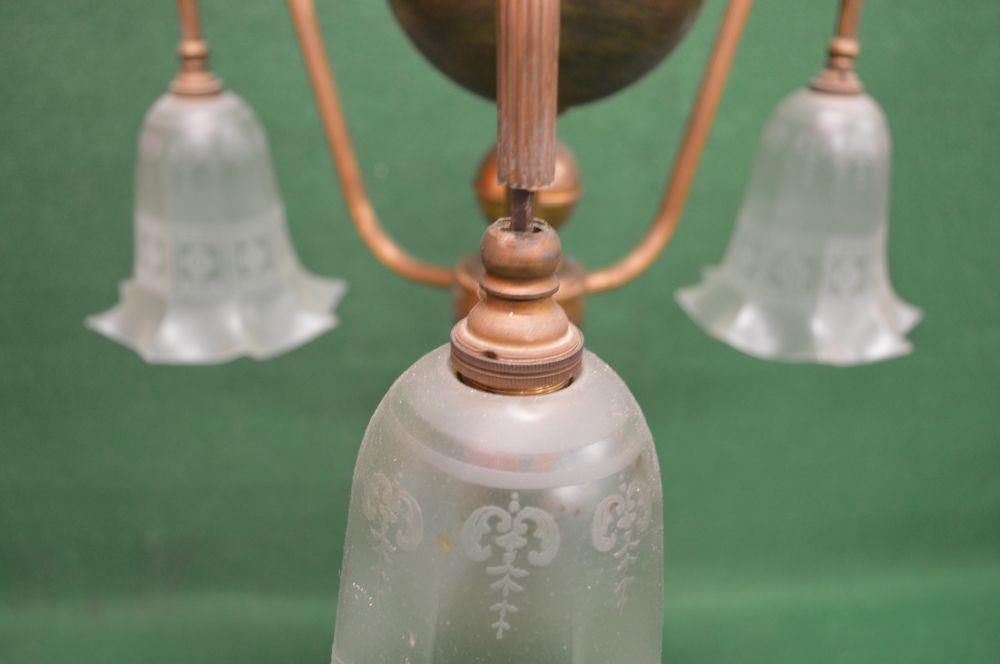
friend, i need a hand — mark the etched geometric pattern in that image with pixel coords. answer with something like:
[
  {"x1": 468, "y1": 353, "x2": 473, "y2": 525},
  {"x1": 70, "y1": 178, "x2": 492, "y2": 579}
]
[
  {"x1": 592, "y1": 476, "x2": 652, "y2": 612},
  {"x1": 462, "y1": 492, "x2": 560, "y2": 640},
  {"x1": 133, "y1": 218, "x2": 170, "y2": 294},
  {"x1": 361, "y1": 472, "x2": 424, "y2": 598},
  {"x1": 132, "y1": 209, "x2": 297, "y2": 299},
  {"x1": 719, "y1": 221, "x2": 886, "y2": 304}
]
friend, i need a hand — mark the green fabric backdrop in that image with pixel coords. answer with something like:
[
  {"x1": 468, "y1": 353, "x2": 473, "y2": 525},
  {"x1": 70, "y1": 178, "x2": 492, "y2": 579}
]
[{"x1": 2, "y1": 1, "x2": 998, "y2": 662}]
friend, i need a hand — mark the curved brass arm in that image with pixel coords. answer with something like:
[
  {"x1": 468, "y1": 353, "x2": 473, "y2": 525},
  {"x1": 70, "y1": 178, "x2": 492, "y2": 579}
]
[
  {"x1": 836, "y1": 0, "x2": 863, "y2": 41},
  {"x1": 584, "y1": 0, "x2": 753, "y2": 294},
  {"x1": 287, "y1": 0, "x2": 454, "y2": 288},
  {"x1": 176, "y1": 0, "x2": 201, "y2": 41}
]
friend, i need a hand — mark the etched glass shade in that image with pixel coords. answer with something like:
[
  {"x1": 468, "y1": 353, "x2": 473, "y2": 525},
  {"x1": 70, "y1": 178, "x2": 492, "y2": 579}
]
[
  {"x1": 86, "y1": 91, "x2": 346, "y2": 363},
  {"x1": 332, "y1": 345, "x2": 663, "y2": 663},
  {"x1": 676, "y1": 88, "x2": 921, "y2": 366}
]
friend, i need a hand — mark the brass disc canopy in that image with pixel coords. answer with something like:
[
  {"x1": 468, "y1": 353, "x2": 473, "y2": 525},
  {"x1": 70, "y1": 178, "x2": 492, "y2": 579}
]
[
  {"x1": 451, "y1": 219, "x2": 584, "y2": 395},
  {"x1": 389, "y1": 0, "x2": 705, "y2": 109}
]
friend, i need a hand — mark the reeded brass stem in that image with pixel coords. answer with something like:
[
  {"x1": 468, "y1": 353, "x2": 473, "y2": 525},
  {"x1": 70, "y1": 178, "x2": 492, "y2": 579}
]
[
  {"x1": 583, "y1": 0, "x2": 752, "y2": 294},
  {"x1": 496, "y1": 0, "x2": 560, "y2": 191},
  {"x1": 171, "y1": 0, "x2": 222, "y2": 96},
  {"x1": 287, "y1": 0, "x2": 453, "y2": 288},
  {"x1": 498, "y1": 0, "x2": 559, "y2": 236}
]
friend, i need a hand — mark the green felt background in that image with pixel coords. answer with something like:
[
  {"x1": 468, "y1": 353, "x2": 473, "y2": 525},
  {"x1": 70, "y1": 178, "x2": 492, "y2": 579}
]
[{"x1": 1, "y1": 0, "x2": 998, "y2": 662}]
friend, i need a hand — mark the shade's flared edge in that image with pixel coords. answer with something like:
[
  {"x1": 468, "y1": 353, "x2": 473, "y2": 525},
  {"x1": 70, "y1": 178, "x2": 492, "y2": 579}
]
[
  {"x1": 675, "y1": 277, "x2": 921, "y2": 368},
  {"x1": 85, "y1": 276, "x2": 348, "y2": 365},
  {"x1": 892, "y1": 299, "x2": 924, "y2": 336}
]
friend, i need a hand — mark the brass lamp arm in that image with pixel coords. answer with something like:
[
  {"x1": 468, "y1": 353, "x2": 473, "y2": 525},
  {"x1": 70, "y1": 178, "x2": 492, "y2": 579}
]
[
  {"x1": 177, "y1": 0, "x2": 202, "y2": 42},
  {"x1": 583, "y1": 0, "x2": 752, "y2": 294},
  {"x1": 836, "y1": 0, "x2": 863, "y2": 41},
  {"x1": 287, "y1": 0, "x2": 454, "y2": 288}
]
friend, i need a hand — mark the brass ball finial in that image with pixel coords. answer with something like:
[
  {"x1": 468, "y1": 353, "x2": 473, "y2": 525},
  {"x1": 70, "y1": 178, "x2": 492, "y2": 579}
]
[
  {"x1": 450, "y1": 219, "x2": 584, "y2": 394},
  {"x1": 474, "y1": 143, "x2": 582, "y2": 230}
]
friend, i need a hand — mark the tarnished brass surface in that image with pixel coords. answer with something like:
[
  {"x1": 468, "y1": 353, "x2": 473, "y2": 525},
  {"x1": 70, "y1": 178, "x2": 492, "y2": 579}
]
[
  {"x1": 389, "y1": 0, "x2": 704, "y2": 109},
  {"x1": 454, "y1": 252, "x2": 586, "y2": 325},
  {"x1": 496, "y1": 0, "x2": 560, "y2": 189},
  {"x1": 475, "y1": 143, "x2": 581, "y2": 230}
]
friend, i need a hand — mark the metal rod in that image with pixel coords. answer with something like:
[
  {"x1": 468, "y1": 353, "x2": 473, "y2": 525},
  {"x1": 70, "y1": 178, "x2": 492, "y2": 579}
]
[
  {"x1": 177, "y1": 0, "x2": 202, "y2": 41},
  {"x1": 836, "y1": 0, "x2": 864, "y2": 41},
  {"x1": 509, "y1": 189, "x2": 536, "y2": 232},
  {"x1": 287, "y1": 0, "x2": 453, "y2": 288},
  {"x1": 584, "y1": 0, "x2": 753, "y2": 294}
]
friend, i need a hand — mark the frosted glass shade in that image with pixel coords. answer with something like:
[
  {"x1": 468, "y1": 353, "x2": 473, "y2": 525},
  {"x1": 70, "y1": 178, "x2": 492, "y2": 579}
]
[
  {"x1": 332, "y1": 345, "x2": 663, "y2": 663},
  {"x1": 677, "y1": 88, "x2": 921, "y2": 366},
  {"x1": 86, "y1": 91, "x2": 346, "y2": 364}
]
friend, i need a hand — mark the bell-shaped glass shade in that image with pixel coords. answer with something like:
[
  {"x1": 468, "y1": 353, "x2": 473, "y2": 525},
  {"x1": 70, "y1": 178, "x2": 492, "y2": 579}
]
[
  {"x1": 86, "y1": 91, "x2": 346, "y2": 363},
  {"x1": 676, "y1": 87, "x2": 921, "y2": 366},
  {"x1": 332, "y1": 345, "x2": 663, "y2": 663}
]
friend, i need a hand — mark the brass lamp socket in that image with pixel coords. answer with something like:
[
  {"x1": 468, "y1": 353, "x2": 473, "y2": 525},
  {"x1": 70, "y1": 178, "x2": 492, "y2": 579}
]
[
  {"x1": 451, "y1": 219, "x2": 584, "y2": 395},
  {"x1": 811, "y1": 37, "x2": 863, "y2": 95},
  {"x1": 171, "y1": 33, "x2": 222, "y2": 96}
]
